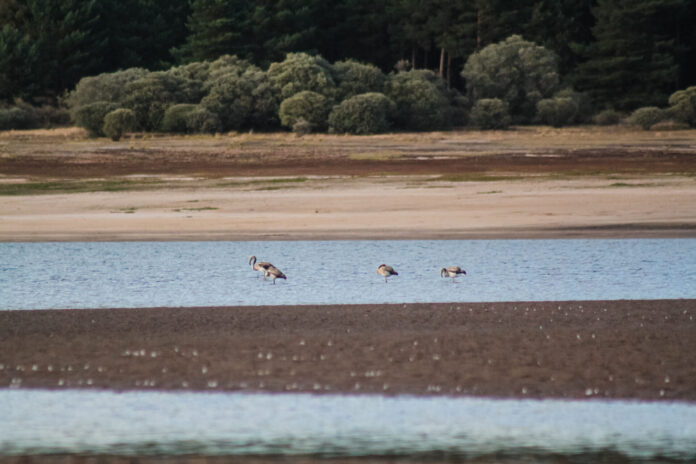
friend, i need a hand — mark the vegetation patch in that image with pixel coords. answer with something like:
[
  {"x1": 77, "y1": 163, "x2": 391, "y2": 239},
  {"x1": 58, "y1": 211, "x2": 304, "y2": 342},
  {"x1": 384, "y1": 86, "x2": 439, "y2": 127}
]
[
  {"x1": 433, "y1": 174, "x2": 522, "y2": 182},
  {"x1": 0, "y1": 179, "x2": 164, "y2": 196}
]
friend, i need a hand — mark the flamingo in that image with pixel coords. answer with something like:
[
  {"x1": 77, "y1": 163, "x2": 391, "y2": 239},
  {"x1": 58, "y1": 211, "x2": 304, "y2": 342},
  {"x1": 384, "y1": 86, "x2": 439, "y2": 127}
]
[
  {"x1": 377, "y1": 264, "x2": 398, "y2": 283},
  {"x1": 249, "y1": 255, "x2": 273, "y2": 279},
  {"x1": 440, "y1": 266, "x2": 466, "y2": 282},
  {"x1": 264, "y1": 265, "x2": 287, "y2": 284}
]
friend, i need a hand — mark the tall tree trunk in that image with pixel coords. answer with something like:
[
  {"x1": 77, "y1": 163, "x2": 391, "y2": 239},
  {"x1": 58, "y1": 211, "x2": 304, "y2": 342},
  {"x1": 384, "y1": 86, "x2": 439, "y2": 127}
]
[
  {"x1": 439, "y1": 47, "x2": 445, "y2": 77},
  {"x1": 447, "y1": 53, "x2": 452, "y2": 89},
  {"x1": 411, "y1": 46, "x2": 416, "y2": 69},
  {"x1": 477, "y1": 8, "x2": 482, "y2": 49}
]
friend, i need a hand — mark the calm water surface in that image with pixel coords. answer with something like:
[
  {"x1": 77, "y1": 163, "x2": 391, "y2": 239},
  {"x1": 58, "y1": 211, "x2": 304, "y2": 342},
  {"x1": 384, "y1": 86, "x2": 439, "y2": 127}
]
[
  {"x1": 1, "y1": 239, "x2": 695, "y2": 309},
  {"x1": 1, "y1": 390, "x2": 696, "y2": 460}
]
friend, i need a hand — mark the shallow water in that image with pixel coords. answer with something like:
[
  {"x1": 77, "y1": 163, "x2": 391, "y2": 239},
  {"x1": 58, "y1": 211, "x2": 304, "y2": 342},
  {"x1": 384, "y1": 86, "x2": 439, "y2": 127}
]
[
  {"x1": 2, "y1": 239, "x2": 695, "y2": 309},
  {"x1": 1, "y1": 390, "x2": 695, "y2": 459}
]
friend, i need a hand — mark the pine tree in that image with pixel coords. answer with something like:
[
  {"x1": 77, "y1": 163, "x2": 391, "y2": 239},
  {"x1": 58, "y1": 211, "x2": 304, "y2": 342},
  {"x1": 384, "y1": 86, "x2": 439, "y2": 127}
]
[
  {"x1": 573, "y1": 0, "x2": 683, "y2": 110},
  {"x1": 172, "y1": 0, "x2": 253, "y2": 64},
  {"x1": 27, "y1": 0, "x2": 108, "y2": 99},
  {"x1": 0, "y1": 24, "x2": 39, "y2": 101}
]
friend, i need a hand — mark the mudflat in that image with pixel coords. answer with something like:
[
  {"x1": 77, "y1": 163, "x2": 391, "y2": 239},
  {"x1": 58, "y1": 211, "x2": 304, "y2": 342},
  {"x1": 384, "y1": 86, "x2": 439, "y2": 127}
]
[{"x1": 2, "y1": 300, "x2": 695, "y2": 401}]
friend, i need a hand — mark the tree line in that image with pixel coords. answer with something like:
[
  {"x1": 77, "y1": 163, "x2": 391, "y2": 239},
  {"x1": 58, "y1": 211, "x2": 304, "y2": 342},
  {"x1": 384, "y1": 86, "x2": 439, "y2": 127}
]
[{"x1": 1, "y1": 0, "x2": 695, "y2": 117}]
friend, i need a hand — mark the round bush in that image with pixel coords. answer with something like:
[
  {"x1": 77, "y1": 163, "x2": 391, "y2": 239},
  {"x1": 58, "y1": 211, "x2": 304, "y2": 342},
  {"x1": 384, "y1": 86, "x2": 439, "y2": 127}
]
[
  {"x1": 328, "y1": 92, "x2": 395, "y2": 134},
  {"x1": 292, "y1": 118, "x2": 314, "y2": 136},
  {"x1": 0, "y1": 106, "x2": 37, "y2": 130},
  {"x1": 627, "y1": 106, "x2": 665, "y2": 130},
  {"x1": 161, "y1": 104, "x2": 198, "y2": 133},
  {"x1": 102, "y1": 108, "x2": 136, "y2": 141},
  {"x1": 384, "y1": 70, "x2": 451, "y2": 131},
  {"x1": 267, "y1": 53, "x2": 336, "y2": 101},
  {"x1": 593, "y1": 109, "x2": 622, "y2": 126},
  {"x1": 332, "y1": 60, "x2": 386, "y2": 101},
  {"x1": 72, "y1": 101, "x2": 118, "y2": 137},
  {"x1": 185, "y1": 106, "x2": 221, "y2": 133},
  {"x1": 668, "y1": 86, "x2": 696, "y2": 127},
  {"x1": 66, "y1": 68, "x2": 149, "y2": 109},
  {"x1": 123, "y1": 72, "x2": 202, "y2": 131},
  {"x1": 462, "y1": 35, "x2": 559, "y2": 123},
  {"x1": 470, "y1": 98, "x2": 511, "y2": 129},
  {"x1": 536, "y1": 97, "x2": 578, "y2": 127},
  {"x1": 201, "y1": 68, "x2": 277, "y2": 131},
  {"x1": 278, "y1": 91, "x2": 330, "y2": 130}
]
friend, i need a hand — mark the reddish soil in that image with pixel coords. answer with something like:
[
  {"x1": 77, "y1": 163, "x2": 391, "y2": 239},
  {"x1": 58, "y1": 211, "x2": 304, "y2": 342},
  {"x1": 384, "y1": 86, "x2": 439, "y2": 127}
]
[
  {"x1": 2, "y1": 147, "x2": 696, "y2": 178},
  {"x1": 2, "y1": 300, "x2": 695, "y2": 401}
]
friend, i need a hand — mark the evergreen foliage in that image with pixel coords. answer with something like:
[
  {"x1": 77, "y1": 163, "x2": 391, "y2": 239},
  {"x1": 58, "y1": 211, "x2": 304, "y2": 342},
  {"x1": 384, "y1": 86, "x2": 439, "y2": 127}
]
[
  {"x1": 267, "y1": 53, "x2": 336, "y2": 101},
  {"x1": 71, "y1": 101, "x2": 118, "y2": 137},
  {"x1": 328, "y1": 92, "x2": 396, "y2": 134},
  {"x1": 536, "y1": 97, "x2": 577, "y2": 127},
  {"x1": 593, "y1": 109, "x2": 622, "y2": 126},
  {"x1": 572, "y1": 0, "x2": 683, "y2": 110},
  {"x1": 668, "y1": 86, "x2": 696, "y2": 127},
  {"x1": 185, "y1": 106, "x2": 222, "y2": 133},
  {"x1": 278, "y1": 91, "x2": 330, "y2": 131},
  {"x1": 102, "y1": 108, "x2": 135, "y2": 141},
  {"x1": 332, "y1": 60, "x2": 387, "y2": 101},
  {"x1": 627, "y1": 107, "x2": 666, "y2": 130},
  {"x1": 385, "y1": 70, "x2": 451, "y2": 130},
  {"x1": 201, "y1": 67, "x2": 277, "y2": 131},
  {"x1": 470, "y1": 98, "x2": 511, "y2": 129},
  {"x1": 462, "y1": 35, "x2": 559, "y2": 123},
  {"x1": 122, "y1": 72, "x2": 202, "y2": 131},
  {"x1": 66, "y1": 68, "x2": 149, "y2": 109},
  {"x1": 0, "y1": 106, "x2": 38, "y2": 130}
]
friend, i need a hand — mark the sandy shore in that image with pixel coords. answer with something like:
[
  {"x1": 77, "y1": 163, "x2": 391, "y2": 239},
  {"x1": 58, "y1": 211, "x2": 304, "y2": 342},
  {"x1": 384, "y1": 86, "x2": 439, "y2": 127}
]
[
  {"x1": 2, "y1": 300, "x2": 695, "y2": 401},
  {"x1": 2, "y1": 176, "x2": 696, "y2": 241}
]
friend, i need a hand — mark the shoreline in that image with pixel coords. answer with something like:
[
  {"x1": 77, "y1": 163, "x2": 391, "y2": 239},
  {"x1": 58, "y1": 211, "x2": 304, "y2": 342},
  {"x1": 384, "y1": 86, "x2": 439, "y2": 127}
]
[
  {"x1": 3, "y1": 224, "x2": 696, "y2": 242},
  {"x1": 3, "y1": 300, "x2": 695, "y2": 402}
]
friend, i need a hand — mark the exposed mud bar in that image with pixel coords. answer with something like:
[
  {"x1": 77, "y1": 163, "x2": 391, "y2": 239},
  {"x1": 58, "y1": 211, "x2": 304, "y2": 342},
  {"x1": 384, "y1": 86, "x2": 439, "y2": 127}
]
[{"x1": 2, "y1": 299, "x2": 695, "y2": 401}]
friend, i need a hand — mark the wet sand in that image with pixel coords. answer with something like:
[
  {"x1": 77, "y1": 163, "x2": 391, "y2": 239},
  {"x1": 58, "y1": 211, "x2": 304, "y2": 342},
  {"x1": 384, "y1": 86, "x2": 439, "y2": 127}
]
[{"x1": 2, "y1": 300, "x2": 695, "y2": 401}]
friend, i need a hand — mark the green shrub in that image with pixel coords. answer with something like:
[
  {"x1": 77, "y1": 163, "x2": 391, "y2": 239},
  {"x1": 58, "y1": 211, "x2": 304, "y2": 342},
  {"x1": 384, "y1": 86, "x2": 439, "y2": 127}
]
[
  {"x1": 0, "y1": 106, "x2": 38, "y2": 130},
  {"x1": 470, "y1": 98, "x2": 511, "y2": 129},
  {"x1": 184, "y1": 106, "x2": 221, "y2": 133},
  {"x1": 161, "y1": 104, "x2": 198, "y2": 133},
  {"x1": 72, "y1": 101, "x2": 118, "y2": 136},
  {"x1": 627, "y1": 106, "x2": 665, "y2": 130},
  {"x1": 668, "y1": 86, "x2": 696, "y2": 127},
  {"x1": 593, "y1": 109, "x2": 622, "y2": 126},
  {"x1": 462, "y1": 35, "x2": 559, "y2": 123},
  {"x1": 278, "y1": 91, "x2": 330, "y2": 130},
  {"x1": 332, "y1": 60, "x2": 386, "y2": 101},
  {"x1": 267, "y1": 52, "x2": 336, "y2": 101},
  {"x1": 102, "y1": 108, "x2": 136, "y2": 141},
  {"x1": 384, "y1": 70, "x2": 451, "y2": 131},
  {"x1": 292, "y1": 118, "x2": 313, "y2": 136},
  {"x1": 554, "y1": 88, "x2": 593, "y2": 123},
  {"x1": 66, "y1": 68, "x2": 149, "y2": 109},
  {"x1": 122, "y1": 72, "x2": 202, "y2": 131},
  {"x1": 536, "y1": 97, "x2": 578, "y2": 127},
  {"x1": 201, "y1": 68, "x2": 277, "y2": 131},
  {"x1": 328, "y1": 92, "x2": 395, "y2": 134}
]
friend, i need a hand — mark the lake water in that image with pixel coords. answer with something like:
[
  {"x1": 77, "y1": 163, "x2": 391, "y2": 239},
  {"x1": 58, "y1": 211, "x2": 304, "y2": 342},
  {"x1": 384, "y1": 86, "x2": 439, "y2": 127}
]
[
  {"x1": 1, "y1": 390, "x2": 695, "y2": 461},
  {"x1": 1, "y1": 239, "x2": 695, "y2": 309}
]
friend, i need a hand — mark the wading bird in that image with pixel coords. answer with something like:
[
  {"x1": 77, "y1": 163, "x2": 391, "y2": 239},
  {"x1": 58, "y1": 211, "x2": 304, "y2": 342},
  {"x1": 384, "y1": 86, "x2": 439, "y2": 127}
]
[
  {"x1": 249, "y1": 256, "x2": 273, "y2": 279},
  {"x1": 440, "y1": 266, "x2": 466, "y2": 282},
  {"x1": 377, "y1": 264, "x2": 398, "y2": 283},
  {"x1": 264, "y1": 265, "x2": 287, "y2": 284}
]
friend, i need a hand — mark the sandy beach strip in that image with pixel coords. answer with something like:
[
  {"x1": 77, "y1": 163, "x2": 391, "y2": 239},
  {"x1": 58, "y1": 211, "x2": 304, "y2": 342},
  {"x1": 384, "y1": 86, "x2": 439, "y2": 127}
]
[
  {"x1": 2, "y1": 176, "x2": 696, "y2": 241},
  {"x1": 2, "y1": 300, "x2": 695, "y2": 401}
]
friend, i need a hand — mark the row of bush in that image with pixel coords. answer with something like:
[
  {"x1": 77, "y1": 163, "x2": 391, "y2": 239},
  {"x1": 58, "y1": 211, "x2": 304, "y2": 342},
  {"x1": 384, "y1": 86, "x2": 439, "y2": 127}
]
[
  {"x1": 2, "y1": 35, "x2": 695, "y2": 136},
  {"x1": 61, "y1": 53, "x2": 468, "y2": 139}
]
